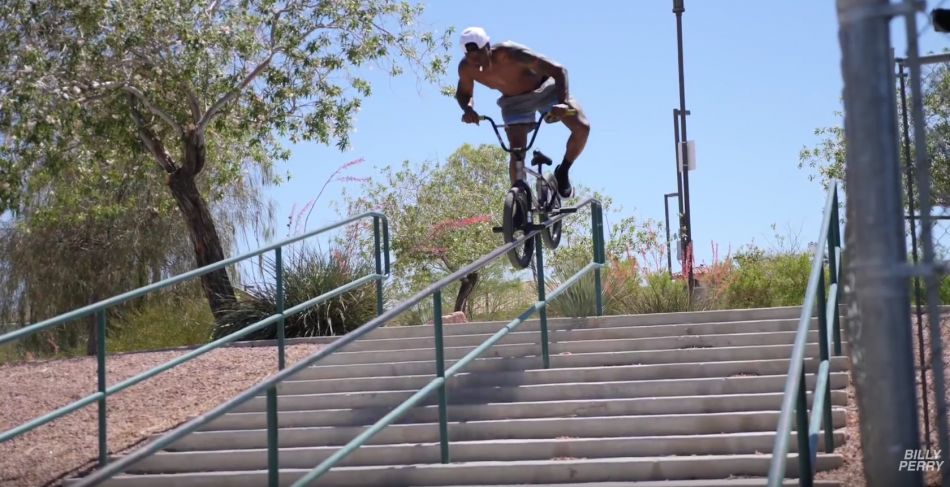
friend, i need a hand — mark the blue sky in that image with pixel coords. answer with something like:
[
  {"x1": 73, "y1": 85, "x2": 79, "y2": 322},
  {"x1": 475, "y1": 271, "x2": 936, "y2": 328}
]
[{"x1": 265, "y1": 1, "x2": 950, "y2": 272}]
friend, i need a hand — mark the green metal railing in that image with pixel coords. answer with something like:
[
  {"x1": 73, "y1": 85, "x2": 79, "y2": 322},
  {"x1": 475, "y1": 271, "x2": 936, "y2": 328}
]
[
  {"x1": 72, "y1": 197, "x2": 605, "y2": 487},
  {"x1": 767, "y1": 183, "x2": 843, "y2": 487},
  {"x1": 0, "y1": 211, "x2": 390, "y2": 471}
]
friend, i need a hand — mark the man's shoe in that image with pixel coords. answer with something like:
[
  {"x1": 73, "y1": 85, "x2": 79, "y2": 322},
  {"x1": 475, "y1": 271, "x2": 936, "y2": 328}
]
[{"x1": 554, "y1": 164, "x2": 573, "y2": 198}]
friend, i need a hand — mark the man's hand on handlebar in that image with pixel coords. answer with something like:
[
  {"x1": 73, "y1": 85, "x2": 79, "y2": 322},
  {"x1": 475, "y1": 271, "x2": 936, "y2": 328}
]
[{"x1": 462, "y1": 108, "x2": 480, "y2": 125}]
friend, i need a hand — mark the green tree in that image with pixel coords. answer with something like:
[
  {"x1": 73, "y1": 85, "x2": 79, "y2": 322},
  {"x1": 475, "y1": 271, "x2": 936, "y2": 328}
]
[
  {"x1": 800, "y1": 64, "x2": 950, "y2": 204},
  {"x1": 0, "y1": 0, "x2": 451, "y2": 321},
  {"x1": 345, "y1": 144, "x2": 508, "y2": 312},
  {"x1": 0, "y1": 149, "x2": 270, "y2": 355}
]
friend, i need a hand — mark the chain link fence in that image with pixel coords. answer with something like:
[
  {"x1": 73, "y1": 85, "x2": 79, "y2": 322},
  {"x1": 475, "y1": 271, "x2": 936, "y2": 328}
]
[{"x1": 898, "y1": 53, "x2": 950, "y2": 473}]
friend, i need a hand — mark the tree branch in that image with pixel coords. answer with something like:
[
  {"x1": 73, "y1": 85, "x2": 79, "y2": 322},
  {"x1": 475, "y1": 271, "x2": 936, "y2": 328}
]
[
  {"x1": 196, "y1": 16, "x2": 337, "y2": 132},
  {"x1": 198, "y1": 53, "x2": 274, "y2": 130},
  {"x1": 205, "y1": 0, "x2": 221, "y2": 18},
  {"x1": 129, "y1": 94, "x2": 178, "y2": 174},
  {"x1": 186, "y1": 81, "x2": 203, "y2": 123},
  {"x1": 122, "y1": 85, "x2": 183, "y2": 135}
]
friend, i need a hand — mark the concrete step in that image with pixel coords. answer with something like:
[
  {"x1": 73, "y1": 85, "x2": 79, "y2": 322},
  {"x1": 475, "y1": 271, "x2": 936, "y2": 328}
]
[
  {"x1": 254, "y1": 307, "x2": 810, "y2": 345},
  {"x1": 66, "y1": 308, "x2": 853, "y2": 487},
  {"x1": 311, "y1": 331, "x2": 819, "y2": 367},
  {"x1": 209, "y1": 390, "x2": 849, "y2": 430},
  {"x1": 285, "y1": 318, "x2": 811, "y2": 354},
  {"x1": 129, "y1": 431, "x2": 847, "y2": 472},
  {"x1": 233, "y1": 372, "x2": 849, "y2": 413},
  {"x1": 85, "y1": 454, "x2": 844, "y2": 487},
  {"x1": 429, "y1": 481, "x2": 840, "y2": 487},
  {"x1": 273, "y1": 356, "x2": 850, "y2": 396},
  {"x1": 169, "y1": 410, "x2": 848, "y2": 451},
  {"x1": 293, "y1": 342, "x2": 849, "y2": 381}
]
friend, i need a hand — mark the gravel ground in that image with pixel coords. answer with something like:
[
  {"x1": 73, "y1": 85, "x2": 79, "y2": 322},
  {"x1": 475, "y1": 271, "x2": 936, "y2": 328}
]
[
  {"x1": 817, "y1": 312, "x2": 950, "y2": 487},
  {"x1": 0, "y1": 343, "x2": 324, "y2": 487}
]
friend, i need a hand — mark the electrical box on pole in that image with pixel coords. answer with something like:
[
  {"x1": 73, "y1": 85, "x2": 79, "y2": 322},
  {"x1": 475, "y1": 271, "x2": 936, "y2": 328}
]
[{"x1": 677, "y1": 140, "x2": 696, "y2": 172}]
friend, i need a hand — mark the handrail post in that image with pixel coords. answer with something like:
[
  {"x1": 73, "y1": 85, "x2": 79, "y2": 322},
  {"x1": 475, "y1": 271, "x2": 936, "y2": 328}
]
[
  {"x1": 816, "y1": 271, "x2": 835, "y2": 454},
  {"x1": 592, "y1": 203, "x2": 604, "y2": 316},
  {"x1": 830, "y1": 189, "x2": 842, "y2": 356},
  {"x1": 432, "y1": 291, "x2": 450, "y2": 463},
  {"x1": 96, "y1": 310, "x2": 107, "y2": 467},
  {"x1": 826, "y1": 198, "x2": 839, "y2": 357},
  {"x1": 382, "y1": 216, "x2": 391, "y2": 275},
  {"x1": 796, "y1": 368, "x2": 814, "y2": 487},
  {"x1": 374, "y1": 216, "x2": 384, "y2": 316},
  {"x1": 535, "y1": 234, "x2": 551, "y2": 369},
  {"x1": 266, "y1": 386, "x2": 279, "y2": 487},
  {"x1": 276, "y1": 247, "x2": 286, "y2": 371},
  {"x1": 817, "y1": 271, "x2": 829, "y2": 366}
]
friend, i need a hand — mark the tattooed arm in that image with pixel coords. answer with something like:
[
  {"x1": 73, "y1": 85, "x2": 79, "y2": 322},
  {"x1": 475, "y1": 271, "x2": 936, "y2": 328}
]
[
  {"x1": 503, "y1": 44, "x2": 570, "y2": 103},
  {"x1": 455, "y1": 61, "x2": 477, "y2": 115}
]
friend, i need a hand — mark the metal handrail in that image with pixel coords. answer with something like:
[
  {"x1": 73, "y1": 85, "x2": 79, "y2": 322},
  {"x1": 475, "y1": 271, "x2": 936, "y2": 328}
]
[
  {"x1": 0, "y1": 211, "x2": 391, "y2": 470},
  {"x1": 74, "y1": 197, "x2": 605, "y2": 487},
  {"x1": 767, "y1": 183, "x2": 844, "y2": 486}
]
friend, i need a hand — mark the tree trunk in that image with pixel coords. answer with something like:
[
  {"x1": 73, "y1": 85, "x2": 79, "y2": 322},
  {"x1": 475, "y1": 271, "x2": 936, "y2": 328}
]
[
  {"x1": 166, "y1": 139, "x2": 236, "y2": 322},
  {"x1": 455, "y1": 272, "x2": 478, "y2": 313}
]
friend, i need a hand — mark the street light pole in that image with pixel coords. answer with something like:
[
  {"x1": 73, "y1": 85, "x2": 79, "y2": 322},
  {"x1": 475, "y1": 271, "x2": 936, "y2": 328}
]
[
  {"x1": 673, "y1": 0, "x2": 694, "y2": 293},
  {"x1": 664, "y1": 192, "x2": 679, "y2": 277}
]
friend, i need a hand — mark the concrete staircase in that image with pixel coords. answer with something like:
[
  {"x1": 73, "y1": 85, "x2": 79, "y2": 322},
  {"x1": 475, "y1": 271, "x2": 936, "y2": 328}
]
[{"x1": 82, "y1": 306, "x2": 851, "y2": 486}]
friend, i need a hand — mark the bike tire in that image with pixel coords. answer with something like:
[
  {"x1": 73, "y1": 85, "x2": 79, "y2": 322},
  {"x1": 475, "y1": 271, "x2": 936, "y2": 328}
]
[
  {"x1": 541, "y1": 190, "x2": 563, "y2": 250},
  {"x1": 502, "y1": 187, "x2": 534, "y2": 269}
]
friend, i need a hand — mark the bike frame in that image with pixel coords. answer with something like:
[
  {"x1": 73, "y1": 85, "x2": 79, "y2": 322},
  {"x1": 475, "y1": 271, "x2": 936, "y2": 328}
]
[{"x1": 479, "y1": 113, "x2": 556, "y2": 208}]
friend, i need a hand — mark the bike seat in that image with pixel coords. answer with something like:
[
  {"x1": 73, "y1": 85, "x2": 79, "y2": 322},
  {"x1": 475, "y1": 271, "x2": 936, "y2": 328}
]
[{"x1": 530, "y1": 150, "x2": 553, "y2": 167}]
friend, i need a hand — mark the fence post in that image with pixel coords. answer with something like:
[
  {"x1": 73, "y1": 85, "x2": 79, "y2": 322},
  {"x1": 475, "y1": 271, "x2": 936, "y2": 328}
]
[{"x1": 837, "y1": 0, "x2": 922, "y2": 484}]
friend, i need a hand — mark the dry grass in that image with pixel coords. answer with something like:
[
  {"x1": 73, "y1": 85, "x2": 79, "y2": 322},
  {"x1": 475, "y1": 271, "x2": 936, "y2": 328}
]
[{"x1": 0, "y1": 342, "x2": 325, "y2": 487}]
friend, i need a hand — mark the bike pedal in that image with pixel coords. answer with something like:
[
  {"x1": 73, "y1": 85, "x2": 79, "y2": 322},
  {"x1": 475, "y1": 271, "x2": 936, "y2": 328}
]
[
  {"x1": 492, "y1": 226, "x2": 504, "y2": 233},
  {"x1": 556, "y1": 208, "x2": 578, "y2": 214}
]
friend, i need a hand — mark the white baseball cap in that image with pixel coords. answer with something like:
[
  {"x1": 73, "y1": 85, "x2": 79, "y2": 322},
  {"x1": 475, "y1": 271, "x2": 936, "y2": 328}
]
[{"x1": 459, "y1": 26, "x2": 490, "y2": 50}]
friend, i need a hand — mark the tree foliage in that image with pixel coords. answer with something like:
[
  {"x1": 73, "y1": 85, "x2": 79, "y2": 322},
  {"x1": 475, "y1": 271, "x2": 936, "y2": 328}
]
[
  {"x1": 0, "y1": 0, "x2": 452, "y2": 324},
  {"x1": 800, "y1": 64, "x2": 950, "y2": 205},
  {"x1": 345, "y1": 144, "x2": 508, "y2": 312}
]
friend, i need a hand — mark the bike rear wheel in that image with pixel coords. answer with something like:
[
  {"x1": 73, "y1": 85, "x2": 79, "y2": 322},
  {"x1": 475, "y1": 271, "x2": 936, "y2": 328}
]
[{"x1": 502, "y1": 187, "x2": 534, "y2": 269}]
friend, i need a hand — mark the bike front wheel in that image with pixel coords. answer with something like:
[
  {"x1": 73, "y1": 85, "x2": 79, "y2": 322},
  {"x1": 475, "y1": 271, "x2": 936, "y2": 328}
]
[
  {"x1": 502, "y1": 187, "x2": 534, "y2": 269},
  {"x1": 541, "y1": 175, "x2": 563, "y2": 249}
]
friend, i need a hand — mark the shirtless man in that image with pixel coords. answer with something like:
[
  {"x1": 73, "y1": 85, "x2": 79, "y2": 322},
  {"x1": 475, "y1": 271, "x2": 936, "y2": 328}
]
[{"x1": 454, "y1": 26, "x2": 590, "y2": 198}]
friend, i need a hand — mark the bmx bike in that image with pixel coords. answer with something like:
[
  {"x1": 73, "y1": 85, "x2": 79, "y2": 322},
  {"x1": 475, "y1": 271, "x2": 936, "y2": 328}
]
[{"x1": 478, "y1": 110, "x2": 578, "y2": 269}]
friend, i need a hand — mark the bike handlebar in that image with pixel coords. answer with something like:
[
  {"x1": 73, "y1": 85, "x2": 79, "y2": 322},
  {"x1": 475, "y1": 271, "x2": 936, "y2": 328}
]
[{"x1": 477, "y1": 109, "x2": 576, "y2": 154}]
